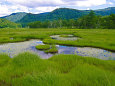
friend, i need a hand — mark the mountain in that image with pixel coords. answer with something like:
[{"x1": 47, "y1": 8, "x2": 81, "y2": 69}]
[
  {"x1": 1, "y1": 7, "x2": 115, "y2": 24},
  {"x1": 0, "y1": 18, "x2": 21, "y2": 28},
  {"x1": 2, "y1": 12, "x2": 27, "y2": 22},
  {"x1": 94, "y1": 7, "x2": 115, "y2": 15}
]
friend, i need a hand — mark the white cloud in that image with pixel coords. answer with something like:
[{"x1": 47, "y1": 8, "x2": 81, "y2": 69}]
[
  {"x1": 87, "y1": 8, "x2": 90, "y2": 10},
  {"x1": 0, "y1": 5, "x2": 11, "y2": 17},
  {"x1": 108, "y1": 2, "x2": 114, "y2": 5},
  {"x1": 35, "y1": 6, "x2": 59, "y2": 13},
  {"x1": 0, "y1": 0, "x2": 110, "y2": 17},
  {"x1": 74, "y1": 0, "x2": 106, "y2": 7},
  {"x1": 0, "y1": 4, "x2": 59, "y2": 17},
  {"x1": 6, "y1": 0, "x2": 64, "y2": 7},
  {"x1": 0, "y1": 4, "x2": 30, "y2": 17},
  {"x1": 5, "y1": 0, "x2": 107, "y2": 8}
]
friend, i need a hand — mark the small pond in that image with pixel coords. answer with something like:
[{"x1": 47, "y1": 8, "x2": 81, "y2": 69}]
[
  {"x1": 0, "y1": 40, "x2": 115, "y2": 60},
  {"x1": 50, "y1": 35, "x2": 79, "y2": 40}
]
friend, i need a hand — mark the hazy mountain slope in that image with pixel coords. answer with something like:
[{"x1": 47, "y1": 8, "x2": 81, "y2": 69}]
[{"x1": 2, "y1": 12, "x2": 27, "y2": 22}]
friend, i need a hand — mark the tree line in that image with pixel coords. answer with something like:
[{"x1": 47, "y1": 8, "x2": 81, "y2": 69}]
[{"x1": 28, "y1": 11, "x2": 115, "y2": 29}]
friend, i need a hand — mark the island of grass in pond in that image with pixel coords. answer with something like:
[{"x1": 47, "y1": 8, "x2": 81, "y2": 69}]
[
  {"x1": 36, "y1": 44, "x2": 58, "y2": 53},
  {"x1": 36, "y1": 44, "x2": 50, "y2": 50},
  {"x1": 45, "y1": 45, "x2": 58, "y2": 53}
]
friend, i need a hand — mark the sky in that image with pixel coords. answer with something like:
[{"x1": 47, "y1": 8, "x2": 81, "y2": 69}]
[{"x1": 0, "y1": 0, "x2": 115, "y2": 17}]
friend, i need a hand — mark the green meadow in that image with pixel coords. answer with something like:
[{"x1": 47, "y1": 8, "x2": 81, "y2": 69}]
[{"x1": 0, "y1": 28, "x2": 115, "y2": 86}]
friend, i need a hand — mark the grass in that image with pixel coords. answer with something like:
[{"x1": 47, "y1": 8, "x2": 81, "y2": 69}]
[
  {"x1": 45, "y1": 45, "x2": 58, "y2": 53},
  {"x1": 0, "y1": 52, "x2": 115, "y2": 86},
  {"x1": 0, "y1": 29, "x2": 114, "y2": 51},
  {"x1": 36, "y1": 44, "x2": 58, "y2": 53},
  {"x1": 36, "y1": 44, "x2": 50, "y2": 50},
  {"x1": 0, "y1": 54, "x2": 10, "y2": 66},
  {"x1": 0, "y1": 28, "x2": 115, "y2": 85}
]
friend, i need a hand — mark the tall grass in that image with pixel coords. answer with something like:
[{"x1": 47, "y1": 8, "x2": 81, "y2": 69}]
[{"x1": 0, "y1": 53, "x2": 115, "y2": 86}]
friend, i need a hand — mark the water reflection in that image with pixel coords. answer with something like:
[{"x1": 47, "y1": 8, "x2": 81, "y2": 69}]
[
  {"x1": 50, "y1": 35, "x2": 78, "y2": 40},
  {"x1": 0, "y1": 40, "x2": 53, "y2": 59},
  {"x1": 58, "y1": 45, "x2": 115, "y2": 60},
  {"x1": 0, "y1": 40, "x2": 115, "y2": 60}
]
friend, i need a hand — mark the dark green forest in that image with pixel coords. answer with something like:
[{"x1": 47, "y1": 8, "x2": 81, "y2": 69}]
[{"x1": 28, "y1": 11, "x2": 115, "y2": 29}]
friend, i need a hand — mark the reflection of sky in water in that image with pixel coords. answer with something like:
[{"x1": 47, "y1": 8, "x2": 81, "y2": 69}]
[
  {"x1": 0, "y1": 40, "x2": 53, "y2": 59},
  {"x1": 50, "y1": 35, "x2": 78, "y2": 41},
  {"x1": 58, "y1": 45, "x2": 115, "y2": 60},
  {"x1": 0, "y1": 40, "x2": 115, "y2": 60}
]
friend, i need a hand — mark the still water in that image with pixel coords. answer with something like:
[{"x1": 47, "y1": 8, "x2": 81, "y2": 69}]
[
  {"x1": 50, "y1": 35, "x2": 79, "y2": 40},
  {"x1": 0, "y1": 40, "x2": 115, "y2": 60}
]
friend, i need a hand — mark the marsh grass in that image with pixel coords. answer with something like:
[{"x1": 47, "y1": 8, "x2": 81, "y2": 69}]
[
  {"x1": 0, "y1": 53, "x2": 115, "y2": 86},
  {"x1": 36, "y1": 44, "x2": 50, "y2": 50},
  {"x1": 0, "y1": 28, "x2": 115, "y2": 86},
  {"x1": 0, "y1": 29, "x2": 114, "y2": 51},
  {"x1": 35, "y1": 44, "x2": 58, "y2": 53},
  {"x1": 0, "y1": 54, "x2": 10, "y2": 66},
  {"x1": 45, "y1": 45, "x2": 58, "y2": 53}
]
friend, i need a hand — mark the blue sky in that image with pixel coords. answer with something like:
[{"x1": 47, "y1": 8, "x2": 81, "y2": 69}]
[{"x1": 0, "y1": 0, "x2": 115, "y2": 17}]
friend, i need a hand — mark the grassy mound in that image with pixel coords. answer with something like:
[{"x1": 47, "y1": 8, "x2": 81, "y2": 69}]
[
  {"x1": 36, "y1": 44, "x2": 50, "y2": 50},
  {"x1": 0, "y1": 52, "x2": 115, "y2": 86},
  {"x1": 45, "y1": 45, "x2": 58, "y2": 53},
  {"x1": 36, "y1": 44, "x2": 58, "y2": 53}
]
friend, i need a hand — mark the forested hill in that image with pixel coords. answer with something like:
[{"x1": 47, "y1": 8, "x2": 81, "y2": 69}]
[
  {"x1": 0, "y1": 18, "x2": 21, "y2": 28},
  {"x1": 1, "y1": 7, "x2": 115, "y2": 24}
]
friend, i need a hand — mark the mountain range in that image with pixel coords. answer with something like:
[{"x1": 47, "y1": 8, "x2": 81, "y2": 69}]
[{"x1": 1, "y1": 7, "x2": 115, "y2": 25}]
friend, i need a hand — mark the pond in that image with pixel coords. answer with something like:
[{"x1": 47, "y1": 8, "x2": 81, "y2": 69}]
[
  {"x1": 0, "y1": 40, "x2": 115, "y2": 60},
  {"x1": 50, "y1": 35, "x2": 79, "y2": 40}
]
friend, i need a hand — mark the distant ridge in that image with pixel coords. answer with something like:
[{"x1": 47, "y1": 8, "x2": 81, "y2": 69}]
[
  {"x1": 1, "y1": 7, "x2": 115, "y2": 24},
  {"x1": 2, "y1": 12, "x2": 27, "y2": 22}
]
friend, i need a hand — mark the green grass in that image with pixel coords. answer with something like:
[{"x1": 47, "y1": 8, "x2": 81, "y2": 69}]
[
  {"x1": 0, "y1": 54, "x2": 10, "y2": 66},
  {"x1": 36, "y1": 44, "x2": 50, "y2": 50},
  {"x1": 45, "y1": 45, "x2": 58, "y2": 53},
  {"x1": 0, "y1": 29, "x2": 114, "y2": 51},
  {"x1": 0, "y1": 52, "x2": 115, "y2": 86},
  {"x1": 36, "y1": 44, "x2": 58, "y2": 53},
  {"x1": 0, "y1": 28, "x2": 115, "y2": 85}
]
